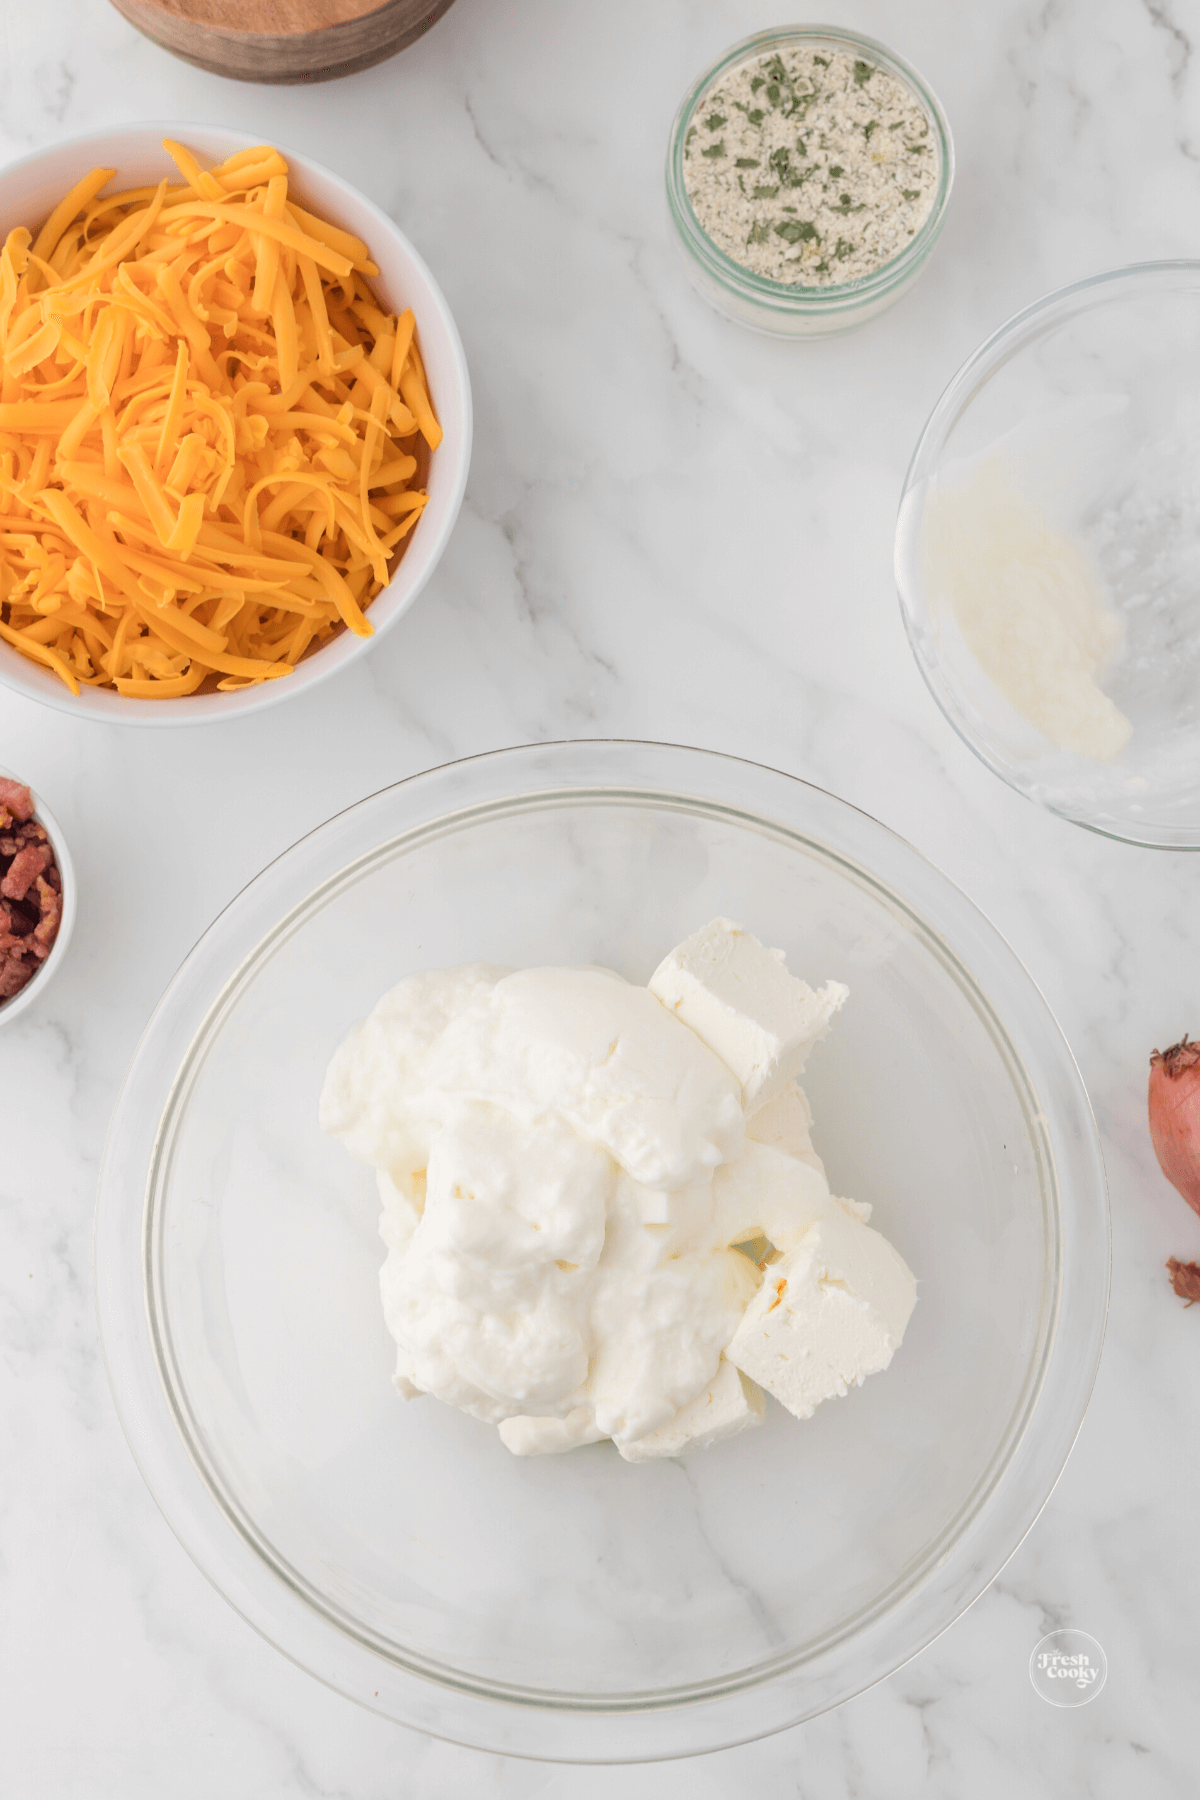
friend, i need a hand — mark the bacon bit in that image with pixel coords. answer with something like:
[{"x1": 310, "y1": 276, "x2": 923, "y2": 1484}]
[
  {"x1": 0, "y1": 786, "x2": 63, "y2": 1006},
  {"x1": 1, "y1": 841, "x2": 52, "y2": 901},
  {"x1": 1167, "y1": 1258, "x2": 1200, "y2": 1306},
  {"x1": 32, "y1": 877, "x2": 61, "y2": 954},
  {"x1": 0, "y1": 956, "x2": 34, "y2": 1000},
  {"x1": 0, "y1": 778, "x2": 34, "y2": 824}
]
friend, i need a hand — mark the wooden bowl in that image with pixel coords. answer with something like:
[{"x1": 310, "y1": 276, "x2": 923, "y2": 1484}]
[{"x1": 107, "y1": 0, "x2": 458, "y2": 84}]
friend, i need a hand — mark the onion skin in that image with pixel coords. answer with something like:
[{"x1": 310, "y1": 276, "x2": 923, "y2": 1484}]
[
  {"x1": 1167, "y1": 1257, "x2": 1200, "y2": 1305},
  {"x1": 1149, "y1": 1037, "x2": 1200, "y2": 1218}
]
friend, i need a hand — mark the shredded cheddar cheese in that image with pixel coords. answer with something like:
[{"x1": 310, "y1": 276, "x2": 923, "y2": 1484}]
[{"x1": 0, "y1": 139, "x2": 441, "y2": 698}]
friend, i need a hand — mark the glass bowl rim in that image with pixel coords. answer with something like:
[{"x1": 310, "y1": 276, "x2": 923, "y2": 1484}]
[
  {"x1": 665, "y1": 24, "x2": 955, "y2": 317},
  {"x1": 895, "y1": 258, "x2": 1200, "y2": 849},
  {"x1": 95, "y1": 740, "x2": 1109, "y2": 1760}
]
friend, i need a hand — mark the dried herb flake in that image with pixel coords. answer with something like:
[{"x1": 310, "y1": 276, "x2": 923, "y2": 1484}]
[{"x1": 775, "y1": 218, "x2": 818, "y2": 244}]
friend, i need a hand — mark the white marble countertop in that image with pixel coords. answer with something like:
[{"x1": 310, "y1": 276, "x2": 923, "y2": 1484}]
[{"x1": 3, "y1": 0, "x2": 1198, "y2": 1792}]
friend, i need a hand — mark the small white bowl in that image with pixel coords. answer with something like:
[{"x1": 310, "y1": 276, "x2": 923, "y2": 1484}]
[
  {"x1": 0, "y1": 124, "x2": 472, "y2": 728},
  {"x1": 0, "y1": 765, "x2": 76, "y2": 1026}
]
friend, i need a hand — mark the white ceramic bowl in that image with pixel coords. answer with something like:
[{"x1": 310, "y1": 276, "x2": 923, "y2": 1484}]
[
  {"x1": 95, "y1": 742, "x2": 1109, "y2": 1760},
  {"x1": 0, "y1": 123, "x2": 471, "y2": 728},
  {"x1": 0, "y1": 764, "x2": 76, "y2": 1027}
]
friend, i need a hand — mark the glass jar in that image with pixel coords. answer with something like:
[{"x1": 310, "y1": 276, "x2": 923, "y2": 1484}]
[{"x1": 666, "y1": 25, "x2": 954, "y2": 338}]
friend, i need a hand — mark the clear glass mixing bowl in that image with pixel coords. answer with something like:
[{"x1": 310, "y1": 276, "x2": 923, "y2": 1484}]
[
  {"x1": 95, "y1": 742, "x2": 1108, "y2": 1760},
  {"x1": 896, "y1": 261, "x2": 1200, "y2": 847}
]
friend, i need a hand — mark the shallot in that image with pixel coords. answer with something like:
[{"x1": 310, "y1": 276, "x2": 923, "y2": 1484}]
[{"x1": 1148, "y1": 1037, "x2": 1200, "y2": 1218}]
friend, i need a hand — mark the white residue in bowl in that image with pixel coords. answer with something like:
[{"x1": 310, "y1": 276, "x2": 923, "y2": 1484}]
[{"x1": 920, "y1": 403, "x2": 1133, "y2": 762}]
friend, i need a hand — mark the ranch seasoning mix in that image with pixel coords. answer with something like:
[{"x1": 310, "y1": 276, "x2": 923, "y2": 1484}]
[{"x1": 682, "y1": 45, "x2": 940, "y2": 286}]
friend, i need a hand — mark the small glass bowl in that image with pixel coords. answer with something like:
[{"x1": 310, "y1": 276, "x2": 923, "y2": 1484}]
[
  {"x1": 666, "y1": 26, "x2": 954, "y2": 338},
  {"x1": 895, "y1": 262, "x2": 1200, "y2": 848}
]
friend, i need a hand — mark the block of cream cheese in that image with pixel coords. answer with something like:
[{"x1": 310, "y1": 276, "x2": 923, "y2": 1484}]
[
  {"x1": 726, "y1": 1206, "x2": 915, "y2": 1420},
  {"x1": 617, "y1": 1358, "x2": 765, "y2": 1461},
  {"x1": 649, "y1": 919, "x2": 848, "y2": 1114},
  {"x1": 711, "y1": 1138, "x2": 835, "y2": 1256},
  {"x1": 745, "y1": 1081, "x2": 824, "y2": 1174},
  {"x1": 743, "y1": 1086, "x2": 872, "y2": 1220}
]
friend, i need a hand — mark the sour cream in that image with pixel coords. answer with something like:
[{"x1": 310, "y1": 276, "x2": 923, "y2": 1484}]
[{"x1": 320, "y1": 925, "x2": 915, "y2": 1458}]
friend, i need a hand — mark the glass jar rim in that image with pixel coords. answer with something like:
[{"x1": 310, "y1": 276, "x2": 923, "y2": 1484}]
[{"x1": 666, "y1": 25, "x2": 955, "y2": 316}]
